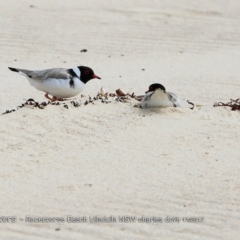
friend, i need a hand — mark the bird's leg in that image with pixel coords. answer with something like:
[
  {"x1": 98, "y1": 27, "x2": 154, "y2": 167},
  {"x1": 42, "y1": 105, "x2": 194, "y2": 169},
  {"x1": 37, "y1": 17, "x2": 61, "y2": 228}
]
[
  {"x1": 44, "y1": 93, "x2": 55, "y2": 102},
  {"x1": 44, "y1": 93, "x2": 64, "y2": 102},
  {"x1": 52, "y1": 96, "x2": 62, "y2": 102}
]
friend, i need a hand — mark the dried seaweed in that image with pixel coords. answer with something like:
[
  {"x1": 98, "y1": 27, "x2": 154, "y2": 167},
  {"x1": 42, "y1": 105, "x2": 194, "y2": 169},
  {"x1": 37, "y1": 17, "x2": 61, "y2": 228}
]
[
  {"x1": 187, "y1": 100, "x2": 195, "y2": 110},
  {"x1": 1, "y1": 98, "x2": 82, "y2": 115},
  {"x1": 1, "y1": 88, "x2": 148, "y2": 115},
  {"x1": 214, "y1": 98, "x2": 240, "y2": 111}
]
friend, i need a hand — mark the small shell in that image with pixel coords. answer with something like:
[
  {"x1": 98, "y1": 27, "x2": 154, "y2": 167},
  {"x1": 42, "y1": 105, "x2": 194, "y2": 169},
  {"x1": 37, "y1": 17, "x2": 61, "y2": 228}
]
[
  {"x1": 100, "y1": 87, "x2": 106, "y2": 96},
  {"x1": 116, "y1": 88, "x2": 127, "y2": 96}
]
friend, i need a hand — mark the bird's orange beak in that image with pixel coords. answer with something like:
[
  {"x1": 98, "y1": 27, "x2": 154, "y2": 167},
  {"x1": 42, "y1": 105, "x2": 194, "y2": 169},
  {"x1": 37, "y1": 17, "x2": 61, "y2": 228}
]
[{"x1": 93, "y1": 74, "x2": 101, "y2": 79}]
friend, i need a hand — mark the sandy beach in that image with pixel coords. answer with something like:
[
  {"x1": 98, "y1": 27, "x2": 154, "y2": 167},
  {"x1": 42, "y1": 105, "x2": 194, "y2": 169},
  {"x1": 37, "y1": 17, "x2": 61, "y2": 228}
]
[{"x1": 0, "y1": 0, "x2": 240, "y2": 239}]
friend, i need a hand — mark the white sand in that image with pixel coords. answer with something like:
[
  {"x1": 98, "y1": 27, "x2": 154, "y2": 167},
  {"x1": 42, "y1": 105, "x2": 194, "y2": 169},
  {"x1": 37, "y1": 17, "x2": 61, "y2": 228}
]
[{"x1": 0, "y1": 0, "x2": 240, "y2": 239}]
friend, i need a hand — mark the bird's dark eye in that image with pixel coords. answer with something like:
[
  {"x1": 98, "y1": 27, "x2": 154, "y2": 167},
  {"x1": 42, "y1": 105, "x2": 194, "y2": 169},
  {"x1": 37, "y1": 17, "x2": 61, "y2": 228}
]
[{"x1": 84, "y1": 70, "x2": 89, "y2": 75}]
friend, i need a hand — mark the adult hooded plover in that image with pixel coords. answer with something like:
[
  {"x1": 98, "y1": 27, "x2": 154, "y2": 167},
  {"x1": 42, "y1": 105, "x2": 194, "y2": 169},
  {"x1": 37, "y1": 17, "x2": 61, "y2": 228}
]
[{"x1": 8, "y1": 66, "x2": 101, "y2": 101}]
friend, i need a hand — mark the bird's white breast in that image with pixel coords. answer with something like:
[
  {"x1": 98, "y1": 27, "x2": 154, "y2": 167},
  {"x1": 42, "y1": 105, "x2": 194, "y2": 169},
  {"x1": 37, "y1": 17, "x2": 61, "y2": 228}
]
[
  {"x1": 141, "y1": 90, "x2": 178, "y2": 108},
  {"x1": 28, "y1": 77, "x2": 85, "y2": 98}
]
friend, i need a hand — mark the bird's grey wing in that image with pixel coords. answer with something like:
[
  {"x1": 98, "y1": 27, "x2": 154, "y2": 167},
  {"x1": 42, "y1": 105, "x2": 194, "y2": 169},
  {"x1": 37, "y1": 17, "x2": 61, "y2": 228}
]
[
  {"x1": 141, "y1": 92, "x2": 154, "y2": 108},
  {"x1": 168, "y1": 92, "x2": 180, "y2": 107},
  {"x1": 142, "y1": 92, "x2": 154, "y2": 102},
  {"x1": 12, "y1": 68, "x2": 70, "y2": 81},
  {"x1": 9, "y1": 67, "x2": 34, "y2": 77},
  {"x1": 30, "y1": 68, "x2": 71, "y2": 81}
]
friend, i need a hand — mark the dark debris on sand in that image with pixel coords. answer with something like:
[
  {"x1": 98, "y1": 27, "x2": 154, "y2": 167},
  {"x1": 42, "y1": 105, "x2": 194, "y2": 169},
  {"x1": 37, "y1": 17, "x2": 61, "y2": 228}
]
[
  {"x1": 1, "y1": 89, "x2": 143, "y2": 115},
  {"x1": 214, "y1": 98, "x2": 240, "y2": 111},
  {"x1": 187, "y1": 100, "x2": 195, "y2": 110},
  {"x1": 1, "y1": 98, "x2": 81, "y2": 115}
]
